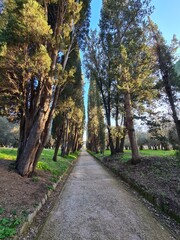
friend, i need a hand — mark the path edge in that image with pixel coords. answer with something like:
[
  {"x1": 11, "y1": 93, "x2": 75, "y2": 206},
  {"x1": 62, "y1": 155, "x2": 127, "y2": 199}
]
[
  {"x1": 14, "y1": 154, "x2": 80, "y2": 239},
  {"x1": 87, "y1": 150, "x2": 180, "y2": 239}
]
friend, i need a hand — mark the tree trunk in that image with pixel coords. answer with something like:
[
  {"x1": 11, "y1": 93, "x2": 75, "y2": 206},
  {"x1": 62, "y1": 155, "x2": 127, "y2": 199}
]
[
  {"x1": 53, "y1": 126, "x2": 63, "y2": 162},
  {"x1": 61, "y1": 117, "x2": 69, "y2": 157},
  {"x1": 97, "y1": 77, "x2": 115, "y2": 155},
  {"x1": 119, "y1": 121, "x2": 126, "y2": 153},
  {"x1": 72, "y1": 127, "x2": 78, "y2": 152},
  {"x1": 115, "y1": 105, "x2": 121, "y2": 153},
  {"x1": 15, "y1": 101, "x2": 52, "y2": 176},
  {"x1": 163, "y1": 75, "x2": 180, "y2": 145},
  {"x1": 15, "y1": 74, "x2": 62, "y2": 176},
  {"x1": 74, "y1": 134, "x2": 79, "y2": 152},
  {"x1": 67, "y1": 124, "x2": 74, "y2": 155},
  {"x1": 108, "y1": 127, "x2": 115, "y2": 155},
  {"x1": 124, "y1": 91, "x2": 140, "y2": 163},
  {"x1": 106, "y1": 112, "x2": 115, "y2": 155},
  {"x1": 119, "y1": 136, "x2": 125, "y2": 153}
]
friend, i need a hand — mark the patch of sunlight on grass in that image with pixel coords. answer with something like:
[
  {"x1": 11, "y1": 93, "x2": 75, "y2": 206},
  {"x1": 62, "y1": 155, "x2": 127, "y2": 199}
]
[
  {"x1": 0, "y1": 148, "x2": 17, "y2": 160},
  {"x1": 38, "y1": 149, "x2": 79, "y2": 176},
  {"x1": 139, "y1": 149, "x2": 175, "y2": 157},
  {"x1": 92, "y1": 149, "x2": 176, "y2": 163},
  {"x1": 0, "y1": 148, "x2": 79, "y2": 177}
]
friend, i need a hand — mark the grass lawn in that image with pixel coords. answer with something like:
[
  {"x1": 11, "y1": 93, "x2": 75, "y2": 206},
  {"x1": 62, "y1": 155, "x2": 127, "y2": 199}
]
[
  {"x1": 93, "y1": 149, "x2": 176, "y2": 162},
  {"x1": 0, "y1": 148, "x2": 17, "y2": 160},
  {"x1": 38, "y1": 149, "x2": 79, "y2": 176},
  {"x1": 0, "y1": 147, "x2": 79, "y2": 176}
]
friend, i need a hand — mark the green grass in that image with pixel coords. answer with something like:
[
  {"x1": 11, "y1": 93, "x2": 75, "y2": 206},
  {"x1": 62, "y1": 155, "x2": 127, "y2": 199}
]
[
  {"x1": 38, "y1": 149, "x2": 79, "y2": 176},
  {"x1": 139, "y1": 149, "x2": 175, "y2": 157},
  {"x1": 0, "y1": 147, "x2": 79, "y2": 176},
  {"x1": 93, "y1": 149, "x2": 176, "y2": 163},
  {"x1": 0, "y1": 148, "x2": 17, "y2": 160}
]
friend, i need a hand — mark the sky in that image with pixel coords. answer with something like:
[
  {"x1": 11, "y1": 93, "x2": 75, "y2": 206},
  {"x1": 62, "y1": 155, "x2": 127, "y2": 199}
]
[
  {"x1": 89, "y1": 0, "x2": 180, "y2": 41},
  {"x1": 83, "y1": 0, "x2": 180, "y2": 139}
]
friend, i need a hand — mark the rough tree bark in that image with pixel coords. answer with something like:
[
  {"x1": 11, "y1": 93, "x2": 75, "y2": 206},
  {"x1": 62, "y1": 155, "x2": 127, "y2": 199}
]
[
  {"x1": 16, "y1": 82, "x2": 53, "y2": 175},
  {"x1": 61, "y1": 116, "x2": 69, "y2": 157},
  {"x1": 124, "y1": 91, "x2": 140, "y2": 163},
  {"x1": 53, "y1": 124, "x2": 64, "y2": 162}
]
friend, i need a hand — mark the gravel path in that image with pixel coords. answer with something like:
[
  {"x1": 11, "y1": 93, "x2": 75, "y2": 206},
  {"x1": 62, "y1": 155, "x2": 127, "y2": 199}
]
[{"x1": 37, "y1": 150, "x2": 175, "y2": 240}]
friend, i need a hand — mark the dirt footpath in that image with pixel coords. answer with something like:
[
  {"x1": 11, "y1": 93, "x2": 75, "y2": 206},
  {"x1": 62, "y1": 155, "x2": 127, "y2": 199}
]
[{"x1": 37, "y1": 150, "x2": 176, "y2": 240}]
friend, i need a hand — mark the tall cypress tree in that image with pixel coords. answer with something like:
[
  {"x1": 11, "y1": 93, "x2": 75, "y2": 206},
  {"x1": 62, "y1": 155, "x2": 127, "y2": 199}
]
[
  {"x1": 87, "y1": 76, "x2": 105, "y2": 153},
  {"x1": 0, "y1": 0, "x2": 89, "y2": 176},
  {"x1": 148, "y1": 19, "x2": 180, "y2": 147},
  {"x1": 85, "y1": 0, "x2": 155, "y2": 162}
]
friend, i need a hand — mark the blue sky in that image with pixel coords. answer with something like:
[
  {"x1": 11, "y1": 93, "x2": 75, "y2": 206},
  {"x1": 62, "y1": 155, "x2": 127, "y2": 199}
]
[
  {"x1": 90, "y1": 0, "x2": 180, "y2": 42},
  {"x1": 151, "y1": 0, "x2": 180, "y2": 43}
]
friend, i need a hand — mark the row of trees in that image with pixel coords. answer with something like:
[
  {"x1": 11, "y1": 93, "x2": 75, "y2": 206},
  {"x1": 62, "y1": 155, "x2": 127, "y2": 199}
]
[
  {"x1": 87, "y1": 77, "x2": 105, "y2": 153},
  {"x1": 85, "y1": 0, "x2": 180, "y2": 162},
  {"x1": 0, "y1": 0, "x2": 91, "y2": 176},
  {"x1": 52, "y1": 43, "x2": 85, "y2": 161}
]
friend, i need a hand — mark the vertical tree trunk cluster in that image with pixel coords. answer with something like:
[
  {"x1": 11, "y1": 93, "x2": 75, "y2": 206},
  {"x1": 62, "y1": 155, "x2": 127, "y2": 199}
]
[
  {"x1": 53, "y1": 115, "x2": 83, "y2": 160},
  {"x1": 14, "y1": 0, "x2": 82, "y2": 176},
  {"x1": 16, "y1": 77, "x2": 55, "y2": 176},
  {"x1": 87, "y1": 78, "x2": 105, "y2": 154}
]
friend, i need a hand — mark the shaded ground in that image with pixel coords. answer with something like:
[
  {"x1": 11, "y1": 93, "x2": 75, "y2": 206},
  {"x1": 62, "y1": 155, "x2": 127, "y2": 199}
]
[
  {"x1": 94, "y1": 153, "x2": 180, "y2": 236},
  {"x1": 0, "y1": 159, "x2": 52, "y2": 222},
  {"x1": 0, "y1": 155, "x2": 78, "y2": 240}
]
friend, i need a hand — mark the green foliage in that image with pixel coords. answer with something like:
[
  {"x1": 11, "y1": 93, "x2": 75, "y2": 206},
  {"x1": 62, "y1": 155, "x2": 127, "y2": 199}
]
[
  {"x1": 38, "y1": 149, "x2": 79, "y2": 176},
  {"x1": 1, "y1": 0, "x2": 52, "y2": 44},
  {"x1": 174, "y1": 59, "x2": 180, "y2": 90},
  {"x1": 0, "y1": 216, "x2": 21, "y2": 239},
  {"x1": 75, "y1": 0, "x2": 91, "y2": 50},
  {"x1": 85, "y1": 0, "x2": 156, "y2": 158},
  {"x1": 175, "y1": 150, "x2": 180, "y2": 157},
  {"x1": 87, "y1": 78, "x2": 105, "y2": 153},
  {"x1": 0, "y1": 0, "x2": 85, "y2": 177},
  {"x1": 0, "y1": 209, "x2": 4, "y2": 215},
  {"x1": 148, "y1": 20, "x2": 180, "y2": 145},
  {"x1": 53, "y1": 42, "x2": 85, "y2": 158},
  {"x1": 47, "y1": 185, "x2": 54, "y2": 191},
  {"x1": 0, "y1": 117, "x2": 19, "y2": 147},
  {"x1": 37, "y1": 161, "x2": 50, "y2": 171},
  {"x1": 49, "y1": 176, "x2": 58, "y2": 183}
]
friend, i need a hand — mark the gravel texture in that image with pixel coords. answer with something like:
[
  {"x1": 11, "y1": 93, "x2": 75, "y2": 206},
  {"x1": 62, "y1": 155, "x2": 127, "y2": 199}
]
[{"x1": 37, "y1": 150, "x2": 176, "y2": 240}]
